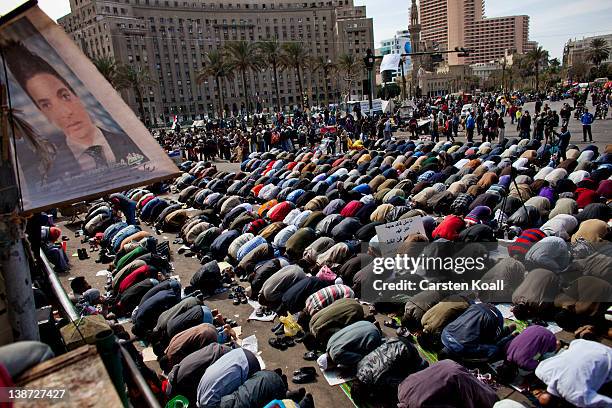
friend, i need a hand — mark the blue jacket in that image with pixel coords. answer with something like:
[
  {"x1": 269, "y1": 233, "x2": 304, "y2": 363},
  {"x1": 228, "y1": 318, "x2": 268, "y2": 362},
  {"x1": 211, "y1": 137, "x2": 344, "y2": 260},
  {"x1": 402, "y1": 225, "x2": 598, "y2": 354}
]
[
  {"x1": 441, "y1": 303, "x2": 504, "y2": 354},
  {"x1": 581, "y1": 112, "x2": 594, "y2": 126},
  {"x1": 466, "y1": 115, "x2": 475, "y2": 129}
]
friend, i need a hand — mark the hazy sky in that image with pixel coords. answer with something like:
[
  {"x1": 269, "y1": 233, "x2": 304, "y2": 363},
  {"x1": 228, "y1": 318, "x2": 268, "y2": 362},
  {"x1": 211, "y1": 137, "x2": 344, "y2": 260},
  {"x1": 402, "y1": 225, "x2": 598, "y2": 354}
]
[{"x1": 2, "y1": 0, "x2": 611, "y2": 59}]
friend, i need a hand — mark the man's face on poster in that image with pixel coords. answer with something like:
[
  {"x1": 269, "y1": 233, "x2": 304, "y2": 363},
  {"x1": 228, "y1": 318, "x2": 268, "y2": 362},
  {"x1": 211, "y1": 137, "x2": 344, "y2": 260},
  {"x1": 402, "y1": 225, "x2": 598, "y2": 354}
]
[{"x1": 25, "y1": 73, "x2": 95, "y2": 143}]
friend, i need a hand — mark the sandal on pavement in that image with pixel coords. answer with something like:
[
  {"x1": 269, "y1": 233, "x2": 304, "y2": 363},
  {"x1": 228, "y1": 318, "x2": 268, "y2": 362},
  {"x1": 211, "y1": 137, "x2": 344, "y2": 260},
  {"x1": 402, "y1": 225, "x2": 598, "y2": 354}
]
[{"x1": 269, "y1": 337, "x2": 288, "y2": 351}]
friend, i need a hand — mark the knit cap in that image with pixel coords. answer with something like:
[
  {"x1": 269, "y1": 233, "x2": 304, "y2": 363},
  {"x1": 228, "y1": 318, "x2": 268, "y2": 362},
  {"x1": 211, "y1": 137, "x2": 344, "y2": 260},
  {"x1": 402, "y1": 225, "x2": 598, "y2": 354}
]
[{"x1": 507, "y1": 228, "x2": 547, "y2": 259}]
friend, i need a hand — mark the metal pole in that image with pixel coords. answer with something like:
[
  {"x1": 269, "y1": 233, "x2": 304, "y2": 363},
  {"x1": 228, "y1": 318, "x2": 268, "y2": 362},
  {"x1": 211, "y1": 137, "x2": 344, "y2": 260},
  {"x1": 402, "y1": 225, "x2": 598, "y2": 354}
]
[
  {"x1": 39, "y1": 250, "x2": 78, "y2": 321},
  {"x1": 39, "y1": 250, "x2": 161, "y2": 408},
  {"x1": 400, "y1": 57, "x2": 407, "y2": 101},
  {"x1": 0, "y1": 83, "x2": 39, "y2": 341},
  {"x1": 368, "y1": 67, "x2": 373, "y2": 113},
  {"x1": 119, "y1": 344, "x2": 162, "y2": 408}
]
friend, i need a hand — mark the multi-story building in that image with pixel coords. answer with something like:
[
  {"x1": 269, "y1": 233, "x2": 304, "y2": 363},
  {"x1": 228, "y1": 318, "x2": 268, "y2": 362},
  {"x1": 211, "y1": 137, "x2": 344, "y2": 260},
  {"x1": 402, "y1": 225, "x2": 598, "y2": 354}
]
[
  {"x1": 417, "y1": 0, "x2": 531, "y2": 66},
  {"x1": 58, "y1": 0, "x2": 373, "y2": 124},
  {"x1": 563, "y1": 33, "x2": 612, "y2": 68},
  {"x1": 376, "y1": 29, "x2": 411, "y2": 83}
]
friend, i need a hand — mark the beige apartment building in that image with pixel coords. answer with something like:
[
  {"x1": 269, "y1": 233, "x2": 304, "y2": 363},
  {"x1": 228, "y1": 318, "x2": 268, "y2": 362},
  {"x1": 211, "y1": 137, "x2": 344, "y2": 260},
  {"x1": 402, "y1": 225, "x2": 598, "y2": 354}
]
[
  {"x1": 563, "y1": 33, "x2": 612, "y2": 68},
  {"x1": 58, "y1": 0, "x2": 373, "y2": 124},
  {"x1": 418, "y1": 0, "x2": 532, "y2": 66}
]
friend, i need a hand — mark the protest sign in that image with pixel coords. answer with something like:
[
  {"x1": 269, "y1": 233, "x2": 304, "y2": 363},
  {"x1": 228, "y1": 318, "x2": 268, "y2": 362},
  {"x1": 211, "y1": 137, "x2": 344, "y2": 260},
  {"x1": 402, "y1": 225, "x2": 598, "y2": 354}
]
[
  {"x1": 375, "y1": 216, "x2": 426, "y2": 256},
  {"x1": 0, "y1": 5, "x2": 179, "y2": 212}
]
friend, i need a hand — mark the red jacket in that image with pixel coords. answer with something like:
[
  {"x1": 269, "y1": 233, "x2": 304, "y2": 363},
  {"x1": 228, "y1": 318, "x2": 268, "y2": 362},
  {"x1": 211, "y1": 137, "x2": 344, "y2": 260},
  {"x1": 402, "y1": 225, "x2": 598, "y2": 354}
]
[
  {"x1": 575, "y1": 188, "x2": 599, "y2": 209},
  {"x1": 340, "y1": 200, "x2": 364, "y2": 217},
  {"x1": 432, "y1": 215, "x2": 465, "y2": 241},
  {"x1": 119, "y1": 265, "x2": 156, "y2": 293},
  {"x1": 267, "y1": 201, "x2": 295, "y2": 222}
]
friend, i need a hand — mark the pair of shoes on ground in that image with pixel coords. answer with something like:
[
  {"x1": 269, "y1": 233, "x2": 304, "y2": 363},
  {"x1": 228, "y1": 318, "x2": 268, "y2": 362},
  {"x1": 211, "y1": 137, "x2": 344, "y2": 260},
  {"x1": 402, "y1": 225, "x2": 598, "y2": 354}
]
[
  {"x1": 292, "y1": 366, "x2": 317, "y2": 384},
  {"x1": 228, "y1": 286, "x2": 247, "y2": 305},
  {"x1": 268, "y1": 335, "x2": 295, "y2": 350},
  {"x1": 256, "y1": 306, "x2": 274, "y2": 317},
  {"x1": 77, "y1": 248, "x2": 89, "y2": 260}
]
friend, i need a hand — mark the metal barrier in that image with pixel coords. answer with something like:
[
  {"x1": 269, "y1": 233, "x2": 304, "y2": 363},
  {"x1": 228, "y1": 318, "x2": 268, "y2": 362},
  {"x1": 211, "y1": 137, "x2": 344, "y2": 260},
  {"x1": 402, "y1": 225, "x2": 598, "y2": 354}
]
[{"x1": 39, "y1": 250, "x2": 162, "y2": 408}]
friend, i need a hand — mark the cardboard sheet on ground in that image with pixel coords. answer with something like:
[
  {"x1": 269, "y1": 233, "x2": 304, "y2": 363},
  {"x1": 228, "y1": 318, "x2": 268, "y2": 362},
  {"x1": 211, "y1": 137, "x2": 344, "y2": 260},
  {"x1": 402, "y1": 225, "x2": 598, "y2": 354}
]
[
  {"x1": 321, "y1": 367, "x2": 355, "y2": 386},
  {"x1": 241, "y1": 335, "x2": 266, "y2": 369},
  {"x1": 142, "y1": 346, "x2": 157, "y2": 362},
  {"x1": 247, "y1": 299, "x2": 277, "y2": 322},
  {"x1": 0, "y1": 5, "x2": 179, "y2": 213}
]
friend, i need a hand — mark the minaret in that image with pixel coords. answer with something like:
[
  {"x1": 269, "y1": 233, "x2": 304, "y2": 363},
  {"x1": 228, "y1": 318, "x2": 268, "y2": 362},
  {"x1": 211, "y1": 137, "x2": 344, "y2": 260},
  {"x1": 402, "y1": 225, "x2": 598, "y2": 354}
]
[{"x1": 409, "y1": 0, "x2": 421, "y2": 93}]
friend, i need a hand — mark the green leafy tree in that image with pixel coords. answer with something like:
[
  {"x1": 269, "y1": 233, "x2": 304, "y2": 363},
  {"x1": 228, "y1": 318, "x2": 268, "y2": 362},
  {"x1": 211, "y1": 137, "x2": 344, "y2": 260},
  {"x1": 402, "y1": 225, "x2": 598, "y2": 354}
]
[
  {"x1": 336, "y1": 53, "x2": 363, "y2": 103},
  {"x1": 197, "y1": 50, "x2": 233, "y2": 118},
  {"x1": 281, "y1": 42, "x2": 310, "y2": 109},
  {"x1": 115, "y1": 64, "x2": 156, "y2": 122},
  {"x1": 526, "y1": 46, "x2": 550, "y2": 93},
  {"x1": 258, "y1": 39, "x2": 284, "y2": 112},
  {"x1": 224, "y1": 41, "x2": 264, "y2": 117},
  {"x1": 310, "y1": 56, "x2": 336, "y2": 108},
  {"x1": 92, "y1": 56, "x2": 118, "y2": 87},
  {"x1": 586, "y1": 38, "x2": 611, "y2": 67}
]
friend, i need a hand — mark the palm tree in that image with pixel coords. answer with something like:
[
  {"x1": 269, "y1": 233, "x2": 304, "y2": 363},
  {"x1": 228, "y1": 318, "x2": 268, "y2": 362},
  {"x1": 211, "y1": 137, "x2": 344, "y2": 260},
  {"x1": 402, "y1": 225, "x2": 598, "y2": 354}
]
[
  {"x1": 224, "y1": 41, "x2": 263, "y2": 118},
  {"x1": 92, "y1": 56, "x2": 118, "y2": 87},
  {"x1": 336, "y1": 53, "x2": 363, "y2": 103},
  {"x1": 197, "y1": 50, "x2": 233, "y2": 118},
  {"x1": 526, "y1": 46, "x2": 549, "y2": 93},
  {"x1": 258, "y1": 39, "x2": 284, "y2": 113},
  {"x1": 586, "y1": 38, "x2": 611, "y2": 67},
  {"x1": 548, "y1": 58, "x2": 561, "y2": 74},
  {"x1": 281, "y1": 42, "x2": 309, "y2": 109},
  {"x1": 115, "y1": 64, "x2": 156, "y2": 123},
  {"x1": 310, "y1": 56, "x2": 336, "y2": 109}
]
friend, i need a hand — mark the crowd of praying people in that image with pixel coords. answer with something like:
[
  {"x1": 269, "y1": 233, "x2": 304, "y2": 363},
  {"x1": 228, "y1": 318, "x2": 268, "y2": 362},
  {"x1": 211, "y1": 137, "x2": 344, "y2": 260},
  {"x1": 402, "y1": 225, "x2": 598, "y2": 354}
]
[{"x1": 47, "y1": 117, "x2": 612, "y2": 408}]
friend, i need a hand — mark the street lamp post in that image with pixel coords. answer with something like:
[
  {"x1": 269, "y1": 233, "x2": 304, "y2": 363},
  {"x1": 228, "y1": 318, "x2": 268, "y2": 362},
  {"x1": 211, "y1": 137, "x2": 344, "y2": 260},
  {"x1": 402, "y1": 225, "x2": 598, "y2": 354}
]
[
  {"x1": 400, "y1": 56, "x2": 407, "y2": 101},
  {"x1": 364, "y1": 49, "x2": 375, "y2": 113}
]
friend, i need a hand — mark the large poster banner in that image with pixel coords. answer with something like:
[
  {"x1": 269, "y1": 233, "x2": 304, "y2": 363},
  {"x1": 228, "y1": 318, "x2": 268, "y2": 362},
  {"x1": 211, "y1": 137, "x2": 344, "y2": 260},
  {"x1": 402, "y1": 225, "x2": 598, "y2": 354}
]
[{"x1": 0, "y1": 6, "x2": 179, "y2": 212}]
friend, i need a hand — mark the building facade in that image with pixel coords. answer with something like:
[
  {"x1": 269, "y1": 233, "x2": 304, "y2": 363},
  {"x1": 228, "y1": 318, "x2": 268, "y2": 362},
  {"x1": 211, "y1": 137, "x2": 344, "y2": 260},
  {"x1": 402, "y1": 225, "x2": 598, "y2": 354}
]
[
  {"x1": 417, "y1": 64, "x2": 472, "y2": 97},
  {"x1": 563, "y1": 33, "x2": 612, "y2": 68},
  {"x1": 417, "y1": 0, "x2": 531, "y2": 66},
  {"x1": 58, "y1": 0, "x2": 373, "y2": 124}
]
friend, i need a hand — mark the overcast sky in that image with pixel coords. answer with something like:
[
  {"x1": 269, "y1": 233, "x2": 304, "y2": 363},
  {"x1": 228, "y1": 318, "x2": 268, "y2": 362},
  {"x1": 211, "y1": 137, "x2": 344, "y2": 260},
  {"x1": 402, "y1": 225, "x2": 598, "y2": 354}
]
[{"x1": 2, "y1": 0, "x2": 611, "y2": 59}]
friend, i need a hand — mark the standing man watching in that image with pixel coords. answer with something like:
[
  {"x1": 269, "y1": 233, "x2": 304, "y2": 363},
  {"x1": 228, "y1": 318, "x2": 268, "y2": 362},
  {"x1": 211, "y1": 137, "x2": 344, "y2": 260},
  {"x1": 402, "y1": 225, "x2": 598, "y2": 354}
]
[
  {"x1": 554, "y1": 126, "x2": 571, "y2": 163},
  {"x1": 519, "y1": 111, "x2": 531, "y2": 140},
  {"x1": 560, "y1": 103, "x2": 572, "y2": 127},
  {"x1": 465, "y1": 111, "x2": 475, "y2": 143},
  {"x1": 581, "y1": 108, "x2": 594, "y2": 142}
]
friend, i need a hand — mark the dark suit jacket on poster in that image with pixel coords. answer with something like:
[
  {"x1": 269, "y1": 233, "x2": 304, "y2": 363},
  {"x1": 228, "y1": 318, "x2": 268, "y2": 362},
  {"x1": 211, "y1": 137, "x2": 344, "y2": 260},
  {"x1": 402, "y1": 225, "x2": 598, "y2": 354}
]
[{"x1": 18, "y1": 127, "x2": 150, "y2": 194}]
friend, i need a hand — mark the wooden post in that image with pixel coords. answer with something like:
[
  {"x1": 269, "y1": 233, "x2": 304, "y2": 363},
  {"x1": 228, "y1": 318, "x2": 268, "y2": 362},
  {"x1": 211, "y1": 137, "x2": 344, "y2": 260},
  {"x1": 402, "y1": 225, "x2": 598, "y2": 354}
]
[{"x1": 0, "y1": 84, "x2": 39, "y2": 341}]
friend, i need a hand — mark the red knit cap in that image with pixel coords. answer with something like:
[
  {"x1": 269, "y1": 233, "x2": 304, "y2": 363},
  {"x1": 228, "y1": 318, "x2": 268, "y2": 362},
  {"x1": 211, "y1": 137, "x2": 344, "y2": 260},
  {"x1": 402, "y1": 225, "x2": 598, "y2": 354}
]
[
  {"x1": 49, "y1": 227, "x2": 62, "y2": 242},
  {"x1": 508, "y1": 228, "x2": 547, "y2": 259}
]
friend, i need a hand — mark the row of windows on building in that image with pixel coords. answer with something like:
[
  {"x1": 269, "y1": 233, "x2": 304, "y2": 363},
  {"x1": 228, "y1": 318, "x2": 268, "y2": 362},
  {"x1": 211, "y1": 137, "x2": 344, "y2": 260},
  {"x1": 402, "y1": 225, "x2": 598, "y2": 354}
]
[{"x1": 71, "y1": 0, "x2": 349, "y2": 14}]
